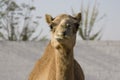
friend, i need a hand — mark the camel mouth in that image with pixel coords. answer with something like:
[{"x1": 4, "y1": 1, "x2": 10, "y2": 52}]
[{"x1": 55, "y1": 35, "x2": 70, "y2": 41}]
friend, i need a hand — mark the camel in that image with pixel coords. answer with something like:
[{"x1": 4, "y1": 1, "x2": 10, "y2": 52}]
[{"x1": 28, "y1": 12, "x2": 84, "y2": 80}]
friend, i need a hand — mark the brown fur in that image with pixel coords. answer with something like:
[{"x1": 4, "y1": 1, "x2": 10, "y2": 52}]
[{"x1": 29, "y1": 13, "x2": 84, "y2": 80}]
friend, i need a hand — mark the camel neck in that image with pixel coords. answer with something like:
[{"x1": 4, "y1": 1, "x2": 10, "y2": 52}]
[{"x1": 54, "y1": 45, "x2": 74, "y2": 80}]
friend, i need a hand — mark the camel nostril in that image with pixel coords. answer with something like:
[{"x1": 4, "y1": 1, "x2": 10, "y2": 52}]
[
  {"x1": 63, "y1": 31, "x2": 66, "y2": 36},
  {"x1": 57, "y1": 31, "x2": 66, "y2": 36}
]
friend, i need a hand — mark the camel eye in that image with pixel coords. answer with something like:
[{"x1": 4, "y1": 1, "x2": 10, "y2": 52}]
[
  {"x1": 73, "y1": 23, "x2": 79, "y2": 31},
  {"x1": 49, "y1": 22, "x2": 57, "y2": 30},
  {"x1": 49, "y1": 23, "x2": 57, "y2": 32},
  {"x1": 74, "y1": 23, "x2": 79, "y2": 27},
  {"x1": 49, "y1": 24, "x2": 53, "y2": 30}
]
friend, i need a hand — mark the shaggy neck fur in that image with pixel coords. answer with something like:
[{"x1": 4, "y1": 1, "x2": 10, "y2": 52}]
[{"x1": 53, "y1": 42, "x2": 75, "y2": 80}]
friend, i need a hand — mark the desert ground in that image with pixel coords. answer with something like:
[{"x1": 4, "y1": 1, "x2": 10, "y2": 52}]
[{"x1": 0, "y1": 41, "x2": 120, "y2": 80}]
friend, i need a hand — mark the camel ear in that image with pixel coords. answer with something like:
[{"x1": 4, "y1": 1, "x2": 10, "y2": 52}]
[
  {"x1": 45, "y1": 14, "x2": 54, "y2": 25},
  {"x1": 74, "y1": 13, "x2": 82, "y2": 22}
]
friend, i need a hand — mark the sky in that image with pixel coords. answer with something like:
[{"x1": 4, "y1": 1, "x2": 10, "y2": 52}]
[{"x1": 15, "y1": 0, "x2": 120, "y2": 40}]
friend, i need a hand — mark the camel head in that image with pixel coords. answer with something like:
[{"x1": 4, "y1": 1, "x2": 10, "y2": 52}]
[{"x1": 45, "y1": 13, "x2": 81, "y2": 49}]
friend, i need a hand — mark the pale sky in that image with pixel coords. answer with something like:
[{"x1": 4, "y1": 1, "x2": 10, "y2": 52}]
[{"x1": 15, "y1": 0, "x2": 120, "y2": 40}]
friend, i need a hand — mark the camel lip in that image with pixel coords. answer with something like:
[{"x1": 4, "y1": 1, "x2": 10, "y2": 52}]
[
  {"x1": 55, "y1": 36, "x2": 69, "y2": 41},
  {"x1": 55, "y1": 36, "x2": 64, "y2": 41}
]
